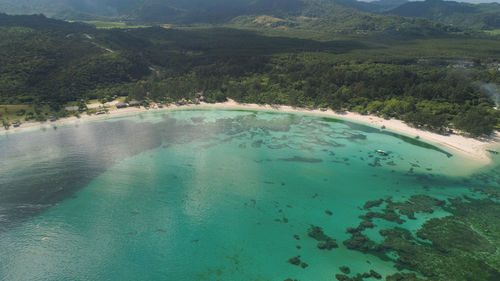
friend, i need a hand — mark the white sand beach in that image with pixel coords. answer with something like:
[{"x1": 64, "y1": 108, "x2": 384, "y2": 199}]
[{"x1": 2, "y1": 99, "x2": 499, "y2": 164}]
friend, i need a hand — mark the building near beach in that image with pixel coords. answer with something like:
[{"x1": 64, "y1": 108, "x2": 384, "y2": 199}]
[{"x1": 116, "y1": 102, "x2": 128, "y2": 108}]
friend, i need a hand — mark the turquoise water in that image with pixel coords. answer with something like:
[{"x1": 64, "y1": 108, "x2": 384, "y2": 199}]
[{"x1": 0, "y1": 109, "x2": 499, "y2": 280}]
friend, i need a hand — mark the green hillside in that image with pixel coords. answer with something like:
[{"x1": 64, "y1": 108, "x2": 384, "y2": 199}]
[
  {"x1": 334, "y1": 0, "x2": 409, "y2": 13},
  {"x1": 387, "y1": 0, "x2": 500, "y2": 30}
]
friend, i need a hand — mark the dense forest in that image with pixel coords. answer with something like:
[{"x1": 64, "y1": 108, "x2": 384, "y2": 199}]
[{"x1": 0, "y1": 13, "x2": 499, "y2": 136}]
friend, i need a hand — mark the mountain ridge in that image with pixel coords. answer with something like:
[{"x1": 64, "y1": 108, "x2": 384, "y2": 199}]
[{"x1": 386, "y1": 0, "x2": 500, "y2": 30}]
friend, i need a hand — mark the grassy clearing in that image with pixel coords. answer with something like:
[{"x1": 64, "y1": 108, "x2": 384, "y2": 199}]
[
  {"x1": 87, "y1": 99, "x2": 101, "y2": 104},
  {"x1": 484, "y1": 29, "x2": 500, "y2": 35},
  {"x1": 79, "y1": 21, "x2": 150, "y2": 29},
  {"x1": 0, "y1": 105, "x2": 32, "y2": 120}
]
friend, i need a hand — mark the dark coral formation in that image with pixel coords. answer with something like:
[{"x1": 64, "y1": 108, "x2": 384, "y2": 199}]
[
  {"x1": 360, "y1": 195, "x2": 446, "y2": 224},
  {"x1": 308, "y1": 225, "x2": 330, "y2": 241},
  {"x1": 308, "y1": 225, "x2": 338, "y2": 250},
  {"x1": 288, "y1": 255, "x2": 308, "y2": 269},
  {"x1": 347, "y1": 220, "x2": 376, "y2": 234},
  {"x1": 369, "y1": 270, "x2": 382, "y2": 279},
  {"x1": 336, "y1": 271, "x2": 383, "y2": 281},
  {"x1": 343, "y1": 232, "x2": 378, "y2": 252},
  {"x1": 363, "y1": 199, "x2": 384, "y2": 210},
  {"x1": 343, "y1": 195, "x2": 500, "y2": 281},
  {"x1": 392, "y1": 195, "x2": 445, "y2": 220},
  {"x1": 278, "y1": 156, "x2": 323, "y2": 163},
  {"x1": 362, "y1": 205, "x2": 405, "y2": 224},
  {"x1": 288, "y1": 256, "x2": 301, "y2": 266},
  {"x1": 339, "y1": 266, "x2": 350, "y2": 274},
  {"x1": 417, "y1": 217, "x2": 495, "y2": 254},
  {"x1": 385, "y1": 273, "x2": 424, "y2": 281},
  {"x1": 335, "y1": 274, "x2": 351, "y2": 281},
  {"x1": 317, "y1": 240, "x2": 338, "y2": 250}
]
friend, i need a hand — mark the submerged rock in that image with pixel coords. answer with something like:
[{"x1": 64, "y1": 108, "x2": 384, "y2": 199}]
[
  {"x1": 308, "y1": 225, "x2": 330, "y2": 241},
  {"x1": 288, "y1": 256, "x2": 301, "y2": 266},
  {"x1": 361, "y1": 272, "x2": 371, "y2": 278},
  {"x1": 339, "y1": 266, "x2": 351, "y2": 274},
  {"x1": 335, "y1": 274, "x2": 352, "y2": 281},
  {"x1": 362, "y1": 208, "x2": 405, "y2": 224},
  {"x1": 308, "y1": 225, "x2": 338, "y2": 250},
  {"x1": 392, "y1": 195, "x2": 445, "y2": 220},
  {"x1": 317, "y1": 239, "x2": 338, "y2": 250},
  {"x1": 343, "y1": 233, "x2": 377, "y2": 252},
  {"x1": 278, "y1": 156, "x2": 323, "y2": 163},
  {"x1": 369, "y1": 270, "x2": 382, "y2": 279},
  {"x1": 288, "y1": 255, "x2": 308, "y2": 269},
  {"x1": 363, "y1": 199, "x2": 384, "y2": 210},
  {"x1": 251, "y1": 140, "x2": 263, "y2": 148},
  {"x1": 358, "y1": 220, "x2": 375, "y2": 231}
]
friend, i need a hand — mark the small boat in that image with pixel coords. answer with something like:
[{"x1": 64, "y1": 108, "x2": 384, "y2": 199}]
[
  {"x1": 376, "y1": 149, "x2": 388, "y2": 156},
  {"x1": 487, "y1": 149, "x2": 499, "y2": 155}
]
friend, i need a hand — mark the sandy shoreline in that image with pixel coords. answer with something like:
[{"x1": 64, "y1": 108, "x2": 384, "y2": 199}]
[{"x1": 2, "y1": 99, "x2": 499, "y2": 164}]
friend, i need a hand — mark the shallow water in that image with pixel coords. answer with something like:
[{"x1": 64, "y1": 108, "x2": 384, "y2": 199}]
[{"x1": 0, "y1": 109, "x2": 499, "y2": 280}]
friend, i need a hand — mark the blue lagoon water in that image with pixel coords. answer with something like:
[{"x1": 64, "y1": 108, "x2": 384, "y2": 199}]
[{"x1": 0, "y1": 109, "x2": 499, "y2": 280}]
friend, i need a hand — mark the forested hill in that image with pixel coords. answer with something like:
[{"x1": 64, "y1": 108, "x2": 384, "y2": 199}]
[
  {"x1": 0, "y1": 14, "x2": 499, "y2": 136},
  {"x1": 0, "y1": 0, "x2": 466, "y2": 29},
  {"x1": 334, "y1": 0, "x2": 409, "y2": 13},
  {"x1": 1, "y1": 0, "x2": 499, "y2": 32},
  {"x1": 0, "y1": 0, "x2": 345, "y2": 22},
  {"x1": 386, "y1": 0, "x2": 500, "y2": 30},
  {"x1": 0, "y1": 0, "x2": 475, "y2": 37},
  {"x1": 0, "y1": 13, "x2": 151, "y2": 104}
]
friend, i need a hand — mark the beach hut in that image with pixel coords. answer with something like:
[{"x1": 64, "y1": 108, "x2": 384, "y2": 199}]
[
  {"x1": 129, "y1": 100, "x2": 141, "y2": 107},
  {"x1": 65, "y1": 106, "x2": 79, "y2": 111},
  {"x1": 116, "y1": 102, "x2": 128, "y2": 108}
]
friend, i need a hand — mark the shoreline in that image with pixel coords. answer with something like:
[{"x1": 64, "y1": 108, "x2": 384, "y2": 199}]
[{"x1": 2, "y1": 99, "x2": 499, "y2": 164}]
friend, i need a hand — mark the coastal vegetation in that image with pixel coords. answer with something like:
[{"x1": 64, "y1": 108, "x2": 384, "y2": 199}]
[
  {"x1": 1, "y1": 0, "x2": 500, "y2": 136},
  {"x1": 1, "y1": 13, "x2": 499, "y2": 136}
]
